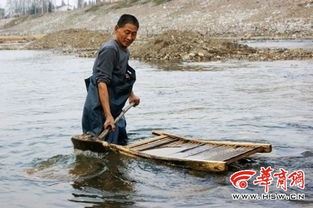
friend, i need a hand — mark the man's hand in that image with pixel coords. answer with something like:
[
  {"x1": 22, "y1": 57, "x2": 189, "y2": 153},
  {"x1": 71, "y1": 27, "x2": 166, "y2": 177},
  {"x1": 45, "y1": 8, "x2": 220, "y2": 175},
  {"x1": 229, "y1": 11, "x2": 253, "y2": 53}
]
[
  {"x1": 129, "y1": 93, "x2": 140, "y2": 106},
  {"x1": 104, "y1": 115, "x2": 115, "y2": 131}
]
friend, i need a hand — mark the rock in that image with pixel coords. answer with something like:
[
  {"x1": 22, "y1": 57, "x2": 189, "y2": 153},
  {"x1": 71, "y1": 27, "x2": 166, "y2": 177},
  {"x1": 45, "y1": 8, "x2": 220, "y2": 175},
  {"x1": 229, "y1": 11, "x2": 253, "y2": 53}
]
[
  {"x1": 198, "y1": 52, "x2": 204, "y2": 57},
  {"x1": 131, "y1": 30, "x2": 262, "y2": 63}
]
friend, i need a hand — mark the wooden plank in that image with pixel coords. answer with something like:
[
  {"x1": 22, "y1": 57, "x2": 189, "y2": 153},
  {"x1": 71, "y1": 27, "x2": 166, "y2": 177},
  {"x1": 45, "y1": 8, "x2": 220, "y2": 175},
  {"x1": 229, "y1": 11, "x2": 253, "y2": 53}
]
[
  {"x1": 171, "y1": 144, "x2": 221, "y2": 159},
  {"x1": 224, "y1": 146, "x2": 264, "y2": 164},
  {"x1": 151, "y1": 143, "x2": 207, "y2": 157},
  {"x1": 142, "y1": 147, "x2": 190, "y2": 157},
  {"x1": 207, "y1": 147, "x2": 254, "y2": 161},
  {"x1": 71, "y1": 135, "x2": 107, "y2": 153},
  {"x1": 152, "y1": 130, "x2": 272, "y2": 152},
  {"x1": 127, "y1": 135, "x2": 169, "y2": 148},
  {"x1": 186, "y1": 145, "x2": 221, "y2": 157},
  {"x1": 178, "y1": 143, "x2": 207, "y2": 153},
  {"x1": 105, "y1": 141, "x2": 228, "y2": 172},
  {"x1": 186, "y1": 145, "x2": 231, "y2": 160},
  {"x1": 160, "y1": 140, "x2": 185, "y2": 148},
  {"x1": 72, "y1": 131, "x2": 272, "y2": 172},
  {"x1": 140, "y1": 143, "x2": 206, "y2": 158},
  {"x1": 133, "y1": 137, "x2": 179, "y2": 151}
]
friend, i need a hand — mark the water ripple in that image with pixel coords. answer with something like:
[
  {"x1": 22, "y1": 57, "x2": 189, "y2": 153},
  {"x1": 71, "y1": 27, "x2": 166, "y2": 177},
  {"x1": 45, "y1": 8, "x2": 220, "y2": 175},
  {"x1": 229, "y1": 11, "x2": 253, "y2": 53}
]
[{"x1": 1, "y1": 51, "x2": 313, "y2": 207}]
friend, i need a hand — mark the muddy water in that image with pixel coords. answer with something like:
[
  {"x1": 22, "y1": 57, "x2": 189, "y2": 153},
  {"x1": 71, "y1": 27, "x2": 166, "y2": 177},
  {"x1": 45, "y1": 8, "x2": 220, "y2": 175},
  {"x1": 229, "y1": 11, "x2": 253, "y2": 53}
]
[
  {"x1": 239, "y1": 39, "x2": 313, "y2": 50},
  {"x1": 0, "y1": 50, "x2": 312, "y2": 207}
]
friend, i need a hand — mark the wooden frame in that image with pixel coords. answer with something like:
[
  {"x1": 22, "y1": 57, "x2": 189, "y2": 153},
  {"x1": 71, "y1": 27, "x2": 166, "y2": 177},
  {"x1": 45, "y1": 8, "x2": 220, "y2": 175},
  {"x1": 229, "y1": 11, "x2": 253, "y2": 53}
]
[{"x1": 72, "y1": 131, "x2": 272, "y2": 172}]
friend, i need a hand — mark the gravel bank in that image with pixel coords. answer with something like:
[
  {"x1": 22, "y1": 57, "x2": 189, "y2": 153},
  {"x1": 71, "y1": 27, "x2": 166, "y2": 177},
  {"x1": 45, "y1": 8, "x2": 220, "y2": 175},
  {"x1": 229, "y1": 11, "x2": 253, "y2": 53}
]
[
  {"x1": 25, "y1": 29, "x2": 313, "y2": 63},
  {"x1": 0, "y1": 0, "x2": 312, "y2": 38},
  {"x1": 1, "y1": 0, "x2": 312, "y2": 63}
]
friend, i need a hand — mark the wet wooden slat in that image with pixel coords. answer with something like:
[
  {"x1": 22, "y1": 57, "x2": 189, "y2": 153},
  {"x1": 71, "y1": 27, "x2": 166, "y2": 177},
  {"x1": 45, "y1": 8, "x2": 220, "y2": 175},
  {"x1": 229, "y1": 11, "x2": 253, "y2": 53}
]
[
  {"x1": 161, "y1": 140, "x2": 185, "y2": 148},
  {"x1": 207, "y1": 147, "x2": 254, "y2": 161},
  {"x1": 133, "y1": 137, "x2": 179, "y2": 151},
  {"x1": 141, "y1": 143, "x2": 206, "y2": 158},
  {"x1": 185, "y1": 145, "x2": 231, "y2": 160},
  {"x1": 158, "y1": 142, "x2": 205, "y2": 154},
  {"x1": 178, "y1": 143, "x2": 207, "y2": 153},
  {"x1": 127, "y1": 135, "x2": 169, "y2": 148},
  {"x1": 152, "y1": 130, "x2": 272, "y2": 152},
  {"x1": 224, "y1": 146, "x2": 264, "y2": 164},
  {"x1": 170, "y1": 144, "x2": 221, "y2": 159},
  {"x1": 108, "y1": 142, "x2": 227, "y2": 172},
  {"x1": 142, "y1": 147, "x2": 190, "y2": 157}
]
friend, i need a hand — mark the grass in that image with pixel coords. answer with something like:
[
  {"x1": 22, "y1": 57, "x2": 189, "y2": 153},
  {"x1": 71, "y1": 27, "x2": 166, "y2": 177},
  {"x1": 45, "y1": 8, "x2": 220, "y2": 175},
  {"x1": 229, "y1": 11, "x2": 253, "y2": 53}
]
[
  {"x1": 153, "y1": 0, "x2": 171, "y2": 5},
  {"x1": 111, "y1": 0, "x2": 171, "y2": 10},
  {"x1": 3, "y1": 15, "x2": 39, "y2": 29},
  {"x1": 84, "y1": 3, "x2": 105, "y2": 13},
  {"x1": 111, "y1": 0, "x2": 141, "y2": 10}
]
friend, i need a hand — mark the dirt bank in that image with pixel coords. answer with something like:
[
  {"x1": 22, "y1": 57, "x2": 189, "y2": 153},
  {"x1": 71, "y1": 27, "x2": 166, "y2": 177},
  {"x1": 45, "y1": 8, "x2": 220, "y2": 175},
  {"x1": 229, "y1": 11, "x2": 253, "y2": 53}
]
[
  {"x1": 25, "y1": 29, "x2": 111, "y2": 56},
  {"x1": 29, "y1": 29, "x2": 111, "y2": 50},
  {"x1": 0, "y1": 34, "x2": 44, "y2": 50},
  {"x1": 1, "y1": 0, "x2": 312, "y2": 63},
  {"x1": 0, "y1": 35, "x2": 40, "y2": 43},
  {"x1": 25, "y1": 29, "x2": 313, "y2": 63},
  {"x1": 131, "y1": 30, "x2": 313, "y2": 62},
  {"x1": 131, "y1": 30, "x2": 258, "y2": 62},
  {"x1": 1, "y1": 0, "x2": 312, "y2": 39}
]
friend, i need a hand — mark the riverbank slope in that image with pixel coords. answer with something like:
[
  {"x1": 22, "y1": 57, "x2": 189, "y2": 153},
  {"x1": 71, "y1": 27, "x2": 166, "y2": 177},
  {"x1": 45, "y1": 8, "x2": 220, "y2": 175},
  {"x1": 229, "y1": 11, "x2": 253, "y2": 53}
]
[
  {"x1": 1, "y1": 0, "x2": 312, "y2": 38},
  {"x1": 0, "y1": 0, "x2": 312, "y2": 63}
]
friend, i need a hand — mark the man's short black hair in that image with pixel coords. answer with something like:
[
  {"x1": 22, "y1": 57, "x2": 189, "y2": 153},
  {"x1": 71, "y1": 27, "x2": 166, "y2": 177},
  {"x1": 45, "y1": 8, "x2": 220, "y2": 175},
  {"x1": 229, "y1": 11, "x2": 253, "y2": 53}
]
[{"x1": 117, "y1": 14, "x2": 139, "y2": 29}]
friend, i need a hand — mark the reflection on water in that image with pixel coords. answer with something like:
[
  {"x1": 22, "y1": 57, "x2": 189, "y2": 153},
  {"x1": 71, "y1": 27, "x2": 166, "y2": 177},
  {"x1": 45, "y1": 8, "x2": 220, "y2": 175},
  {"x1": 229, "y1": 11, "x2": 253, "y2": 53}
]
[
  {"x1": 69, "y1": 152, "x2": 136, "y2": 207},
  {"x1": 0, "y1": 50, "x2": 313, "y2": 207},
  {"x1": 26, "y1": 154, "x2": 75, "y2": 181}
]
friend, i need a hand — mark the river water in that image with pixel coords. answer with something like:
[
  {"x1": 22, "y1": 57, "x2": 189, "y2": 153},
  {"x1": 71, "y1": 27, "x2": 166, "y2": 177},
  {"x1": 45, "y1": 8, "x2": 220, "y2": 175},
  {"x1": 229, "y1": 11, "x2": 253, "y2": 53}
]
[
  {"x1": 239, "y1": 39, "x2": 313, "y2": 50},
  {"x1": 0, "y1": 50, "x2": 312, "y2": 207}
]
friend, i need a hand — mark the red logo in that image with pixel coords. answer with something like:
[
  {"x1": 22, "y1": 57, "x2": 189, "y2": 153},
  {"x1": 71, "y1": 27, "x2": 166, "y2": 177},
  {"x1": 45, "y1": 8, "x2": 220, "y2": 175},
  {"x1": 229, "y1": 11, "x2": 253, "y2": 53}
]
[
  {"x1": 230, "y1": 167, "x2": 306, "y2": 192},
  {"x1": 288, "y1": 170, "x2": 305, "y2": 189},
  {"x1": 230, "y1": 170, "x2": 256, "y2": 189},
  {"x1": 273, "y1": 168, "x2": 288, "y2": 191},
  {"x1": 253, "y1": 166, "x2": 274, "y2": 193}
]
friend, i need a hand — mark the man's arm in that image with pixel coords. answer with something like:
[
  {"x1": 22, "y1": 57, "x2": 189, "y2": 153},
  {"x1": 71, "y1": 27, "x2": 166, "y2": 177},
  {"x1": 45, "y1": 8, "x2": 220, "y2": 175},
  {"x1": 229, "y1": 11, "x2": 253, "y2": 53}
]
[{"x1": 98, "y1": 82, "x2": 115, "y2": 131}]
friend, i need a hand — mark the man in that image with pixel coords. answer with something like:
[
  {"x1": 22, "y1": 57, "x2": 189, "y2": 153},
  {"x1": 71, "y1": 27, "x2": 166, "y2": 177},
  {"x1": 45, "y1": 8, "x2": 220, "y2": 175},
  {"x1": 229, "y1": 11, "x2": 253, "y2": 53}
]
[{"x1": 82, "y1": 14, "x2": 140, "y2": 145}]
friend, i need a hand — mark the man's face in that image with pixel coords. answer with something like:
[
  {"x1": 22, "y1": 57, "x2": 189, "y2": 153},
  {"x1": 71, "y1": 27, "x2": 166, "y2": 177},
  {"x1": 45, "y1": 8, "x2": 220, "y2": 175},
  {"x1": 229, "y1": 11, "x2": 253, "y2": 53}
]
[{"x1": 115, "y1": 23, "x2": 138, "y2": 48}]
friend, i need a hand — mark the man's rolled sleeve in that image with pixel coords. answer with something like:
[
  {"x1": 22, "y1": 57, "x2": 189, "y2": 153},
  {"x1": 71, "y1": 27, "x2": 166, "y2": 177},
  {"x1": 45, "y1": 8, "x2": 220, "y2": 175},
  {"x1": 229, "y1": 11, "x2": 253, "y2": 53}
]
[{"x1": 94, "y1": 47, "x2": 117, "y2": 85}]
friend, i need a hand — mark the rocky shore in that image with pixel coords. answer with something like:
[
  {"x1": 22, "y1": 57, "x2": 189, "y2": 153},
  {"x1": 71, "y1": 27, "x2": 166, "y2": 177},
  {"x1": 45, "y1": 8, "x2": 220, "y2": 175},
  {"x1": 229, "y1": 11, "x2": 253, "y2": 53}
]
[
  {"x1": 19, "y1": 29, "x2": 311, "y2": 63},
  {"x1": 1, "y1": 0, "x2": 313, "y2": 38},
  {"x1": 0, "y1": 0, "x2": 312, "y2": 64},
  {"x1": 130, "y1": 30, "x2": 313, "y2": 62}
]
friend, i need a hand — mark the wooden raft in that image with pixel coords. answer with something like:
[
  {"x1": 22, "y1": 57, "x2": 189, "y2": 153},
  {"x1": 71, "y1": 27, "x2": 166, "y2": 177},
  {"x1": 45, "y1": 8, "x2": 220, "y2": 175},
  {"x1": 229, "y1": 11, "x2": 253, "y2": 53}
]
[{"x1": 71, "y1": 131, "x2": 271, "y2": 172}]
